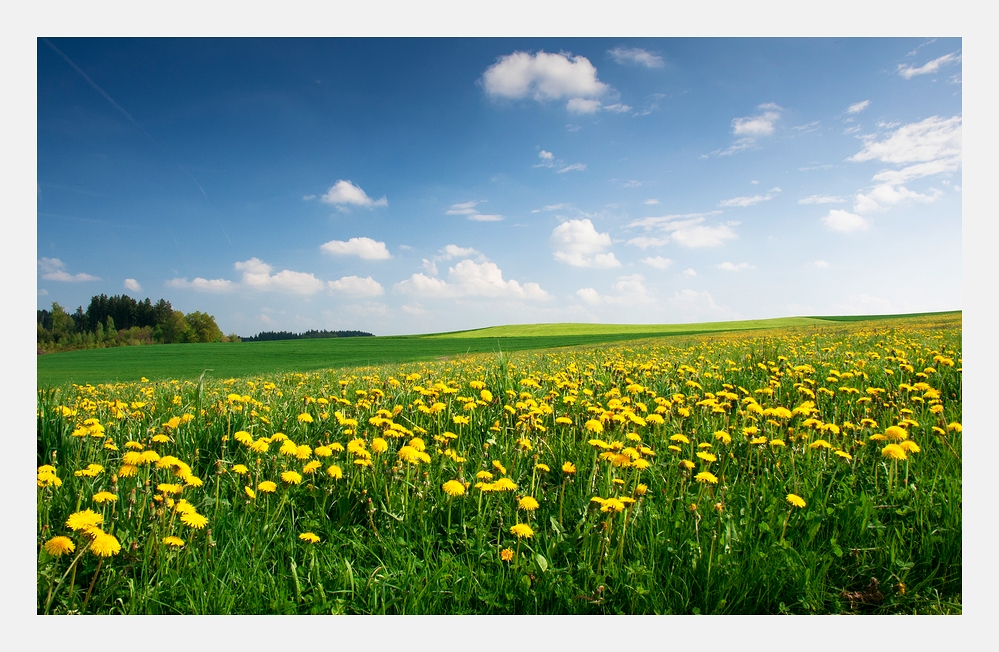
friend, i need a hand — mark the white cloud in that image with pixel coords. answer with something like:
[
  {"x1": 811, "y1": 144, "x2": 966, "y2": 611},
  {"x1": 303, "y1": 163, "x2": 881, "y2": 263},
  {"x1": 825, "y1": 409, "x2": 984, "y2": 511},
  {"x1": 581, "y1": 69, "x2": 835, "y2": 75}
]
[
  {"x1": 38, "y1": 288, "x2": 48, "y2": 296},
  {"x1": 577, "y1": 274, "x2": 655, "y2": 306},
  {"x1": 550, "y1": 219, "x2": 621, "y2": 268},
  {"x1": 847, "y1": 100, "x2": 870, "y2": 114},
  {"x1": 401, "y1": 303, "x2": 427, "y2": 316},
  {"x1": 327, "y1": 275, "x2": 384, "y2": 297},
  {"x1": 822, "y1": 209, "x2": 869, "y2": 233},
  {"x1": 235, "y1": 258, "x2": 326, "y2": 295},
  {"x1": 682, "y1": 268, "x2": 697, "y2": 277},
  {"x1": 535, "y1": 149, "x2": 586, "y2": 174},
  {"x1": 849, "y1": 115, "x2": 961, "y2": 182},
  {"x1": 718, "y1": 187, "x2": 780, "y2": 208},
  {"x1": 644, "y1": 199, "x2": 659, "y2": 205},
  {"x1": 446, "y1": 200, "x2": 504, "y2": 222},
  {"x1": 732, "y1": 104, "x2": 782, "y2": 137},
  {"x1": 320, "y1": 180, "x2": 387, "y2": 208},
  {"x1": 566, "y1": 98, "x2": 603, "y2": 114},
  {"x1": 798, "y1": 195, "x2": 846, "y2": 205},
  {"x1": 642, "y1": 256, "x2": 673, "y2": 269},
  {"x1": 38, "y1": 257, "x2": 100, "y2": 282},
  {"x1": 166, "y1": 276, "x2": 237, "y2": 293},
  {"x1": 556, "y1": 163, "x2": 587, "y2": 174},
  {"x1": 814, "y1": 260, "x2": 829, "y2": 268},
  {"x1": 395, "y1": 259, "x2": 551, "y2": 300},
  {"x1": 437, "y1": 244, "x2": 480, "y2": 260},
  {"x1": 853, "y1": 183, "x2": 943, "y2": 214},
  {"x1": 608, "y1": 47, "x2": 664, "y2": 68},
  {"x1": 320, "y1": 237, "x2": 393, "y2": 260},
  {"x1": 896, "y1": 52, "x2": 961, "y2": 79},
  {"x1": 627, "y1": 236, "x2": 671, "y2": 249},
  {"x1": 716, "y1": 262, "x2": 755, "y2": 272},
  {"x1": 533, "y1": 202, "x2": 570, "y2": 213},
  {"x1": 421, "y1": 259, "x2": 438, "y2": 275},
  {"x1": 671, "y1": 224, "x2": 738, "y2": 248},
  {"x1": 482, "y1": 50, "x2": 609, "y2": 105},
  {"x1": 124, "y1": 278, "x2": 143, "y2": 293}
]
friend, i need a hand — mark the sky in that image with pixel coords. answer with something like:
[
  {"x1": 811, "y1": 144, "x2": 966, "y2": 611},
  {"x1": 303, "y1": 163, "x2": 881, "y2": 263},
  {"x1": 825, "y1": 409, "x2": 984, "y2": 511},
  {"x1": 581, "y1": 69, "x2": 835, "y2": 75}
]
[{"x1": 36, "y1": 37, "x2": 963, "y2": 337}]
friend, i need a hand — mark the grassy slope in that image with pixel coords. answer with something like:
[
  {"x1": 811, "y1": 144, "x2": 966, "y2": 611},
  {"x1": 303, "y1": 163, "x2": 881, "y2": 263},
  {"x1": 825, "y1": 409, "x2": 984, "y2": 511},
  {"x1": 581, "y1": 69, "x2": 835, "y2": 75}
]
[{"x1": 36, "y1": 311, "x2": 961, "y2": 386}]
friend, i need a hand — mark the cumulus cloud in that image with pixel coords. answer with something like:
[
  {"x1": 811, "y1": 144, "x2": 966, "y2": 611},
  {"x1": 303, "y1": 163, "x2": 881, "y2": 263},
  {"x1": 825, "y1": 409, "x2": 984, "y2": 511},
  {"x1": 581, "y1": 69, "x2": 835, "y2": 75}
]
[
  {"x1": 682, "y1": 268, "x2": 697, "y2": 277},
  {"x1": 798, "y1": 195, "x2": 846, "y2": 205},
  {"x1": 709, "y1": 103, "x2": 782, "y2": 157},
  {"x1": 896, "y1": 52, "x2": 960, "y2": 79},
  {"x1": 814, "y1": 260, "x2": 830, "y2": 268},
  {"x1": 821, "y1": 209, "x2": 869, "y2": 233},
  {"x1": 482, "y1": 50, "x2": 608, "y2": 106},
  {"x1": 446, "y1": 201, "x2": 503, "y2": 222},
  {"x1": 644, "y1": 199, "x2": 660, "y2": 205},
  {"x1": 577, "y1": 274, "x2": 655, "y2": 306},
  {"x1": 642, "y1": 256, "x2": 673, "y2": 269},
  {"x1": 421, "y1": 259, "x2": 438, "y2": 275},
  {"x1": 320, "y1": 237, "x2": 393, "y2": 260},
  {"x1": 550, "y1": 219, "x2": 621, "y2": 268},
  {"x1": 716, "y1": 262, "x2": 755, "y2": 272},
  {"x1": 167, "y1": 258, "x2": 328, "y2": 296},
  {"x1": 853, "y1": 183, "x2": 943, "y2": 214},
  {"x1": 395, "y1": 259, "x2": 550, "y2": 300},
  {"x1": 327, "y1": 275, "x2": 384, "y2": 297},
  {"x1": 566, "y1": 98, "x2": 603, "y2": 114},
  {"x1": 124, "y1": 278, "x2": 142, "y2": 293},
  {"x1": 608, "y1": 47, "x2": 664, "y2": 68},
  {"x1": 319, "y1": 180, "x2": 387, "y2": 208},
  {"x1": 847, "y1": 100, "x2": 870, "y2": 114},
  {"x1": 401, "y1": 303, "x2": 427, "y2": 316},
  {"x1": 38, "y1": 258, "x2": 100, "y2": 282},
  {"x1": 625, "y1": 213, "x2": 736, "y2": 249},
  {"x1": 718, "y1": 187, "x2": 781, "y2": 208},
  {"x1": 437, "y1": 244, "x2": 481, "y2": 260}
]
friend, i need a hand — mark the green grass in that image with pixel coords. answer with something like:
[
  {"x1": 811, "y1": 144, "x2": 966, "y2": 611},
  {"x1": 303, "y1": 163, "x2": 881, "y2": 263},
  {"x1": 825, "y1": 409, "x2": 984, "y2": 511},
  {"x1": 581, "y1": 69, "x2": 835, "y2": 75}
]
[{"x1": 36, "y1": 312, "x2": 962, "y2": 386}]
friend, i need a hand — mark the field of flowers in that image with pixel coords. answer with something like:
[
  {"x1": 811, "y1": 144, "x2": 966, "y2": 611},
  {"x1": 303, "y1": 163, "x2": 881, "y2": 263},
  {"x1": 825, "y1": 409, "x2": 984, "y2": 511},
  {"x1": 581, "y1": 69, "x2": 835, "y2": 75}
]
[{"x1": 36, "y1": 314, "x2": 962, "y2": 614}]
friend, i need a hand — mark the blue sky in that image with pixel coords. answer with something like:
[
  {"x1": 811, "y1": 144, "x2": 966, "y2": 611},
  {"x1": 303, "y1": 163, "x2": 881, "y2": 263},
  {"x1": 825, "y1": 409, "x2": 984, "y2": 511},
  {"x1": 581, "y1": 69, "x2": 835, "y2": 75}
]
[{"x1": 37, "y1": 37, "x2": 962, "y2": 336}]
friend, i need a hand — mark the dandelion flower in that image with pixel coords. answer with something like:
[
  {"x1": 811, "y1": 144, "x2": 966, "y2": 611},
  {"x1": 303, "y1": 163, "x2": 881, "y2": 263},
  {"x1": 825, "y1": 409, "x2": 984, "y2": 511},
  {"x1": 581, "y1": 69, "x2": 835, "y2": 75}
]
[
  {"x1": 299, "y1": 532, "x2": 321, "y2": 544},
  {"x1": 258, "y1": 480, "x2": 277, "y2": 493},
  {"x1": 442, "y1": 480, "x2": 466, "y2": 497},
  {"x1": 510, "y1": 523, "x2": 534, "y2": 539},
  {"x1": 326, "y1": 465, "x2": 343, "y2": 479},
  {"x1": 584, "y1": 419, "x2": 604, "y2": 434},
  {"x1": 244, "y1": 486, "x2": 256, "y2": 499},
  {"x1": 635, "y1": 483, "x2": 648, "y2": 496},
  {"x1": 694, "y1": 471, "x2": 718, "y2": 484},
  {"x1": 303, "y1": 460, "x2": 321, "y2": 474},
  {"x1": 232, "y1": 464, "x2": 248, "y2": 475},
  {"x1": 89, "y1": 531, "x2": 122, "y2": 557},
  {"x1": 562, "y1": 462, "x2": 576, "y2": 474},
  {"x1": 493, "y1": 477, "x2": 517, "y2": 492},
  {"x1": 66, "y1": 509, "x2": 103, "y2": 531},
  {"x1": 162, "y1": 536, "x2": 185, "y2": 548},
  {"x1": 679, "y1": 460, "x2": 695, "y2": 471},
  {"x1": 476, "y1": 470, "x2": 494, "y2": 480},
  {"x1": 500, "y1": 547, "x2": 514, "y2": 562},
  {"x1": 881, "y1": 443, "x2": 908, "y2": 461},
  {"x1": 92, "y1": 491, "x2": 117, "y2": 504},
  {"x1": 884, "y1": 426, "x2": 909, "y2": 442},
  {"x1": 834, "y1": 450, "x2": 853, "y2": 461},
  {"x1": 118, "y1": 464, "x2": 138, "y2": 478},
  {"x1": 600, "y1": 498, "x2": 626, "y2": 512},
  {"x1": 281, "y1": 471, "x2": 303, "y2": 485},
  {"x1": 492, "y1": 460, "x2": 507, "y2": 475},
  {"x1": 696, "y1": 451, "x2": 717, "y2": 463},
  {"x1": 44, "y1": 536, "x2": 75, "y2": 557},
  {"x1": 297, "y1": 412, "x2": 314, "y2": 424},
  {"x1": 786, "y1": 494, "x2": 806, "y2": 509},
  {"x1": 899, "y1": 440, "x2": 921, "y2": 454},
  {"x1": 535, "y1": 463, "x2": 550, "y2": 473},
  {"x1": 518, "y1": 496, "x2": 540, "y2": 511},
  {"x1": 181, "y1": 511, "x2": 208, "y2": 529},
  {"x1": 371, "y1": 438, "x2": 388, "y2": 454}
]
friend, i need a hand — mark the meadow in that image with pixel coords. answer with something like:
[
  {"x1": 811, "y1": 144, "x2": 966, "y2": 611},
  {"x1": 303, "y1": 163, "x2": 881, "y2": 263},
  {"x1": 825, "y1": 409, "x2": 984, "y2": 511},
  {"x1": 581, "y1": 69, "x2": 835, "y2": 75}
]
[{"x1": 36, "y1": 312, "x2": 962, "y2": 614}]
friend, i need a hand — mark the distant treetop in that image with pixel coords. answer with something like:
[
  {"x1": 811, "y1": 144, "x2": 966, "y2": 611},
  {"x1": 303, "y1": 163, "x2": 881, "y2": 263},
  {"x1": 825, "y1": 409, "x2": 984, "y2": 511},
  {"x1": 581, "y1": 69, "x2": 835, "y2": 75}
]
[{"x1": 242, "y1": 329, "x2": 374, "y2": 342}]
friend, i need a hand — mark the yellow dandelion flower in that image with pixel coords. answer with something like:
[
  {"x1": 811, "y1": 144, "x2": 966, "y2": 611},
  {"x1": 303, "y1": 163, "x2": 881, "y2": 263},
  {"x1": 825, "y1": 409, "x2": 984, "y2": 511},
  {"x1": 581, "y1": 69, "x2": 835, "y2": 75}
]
[
  {"x1": 354, "y1": 458, "x2": 373, "y2": 467},
  {"x1": 899, "y1": 440, "x2": 921, "y2": 454},
  {"x1": 584, "y1": 419, "x2": 604, "y2": 434},
  {"x1": 297, "y1": 412, "x2": 314, "y2": 424},
  {"x1": 281, "y1": 471, "x2": 303, "y2": 485},
  {"x1": 884, "y1": 426, "x2": 909, "y2": 442},
  {"x1": 669, "y1": 434, "x2": 690, "y2": 444},
  {"x1": 881, "y1": 443, "x2": 908, "y2": 461},
  {"x1": 270, "y1": 432, "x2": 288, "y2": 442},
  {"x1": 694, "y1": 471, "x2": 718, "y2": 484},
  {"x1": 635, "y1": 483, "x2": 648, "y2": 496},
  {"x1": 157, "y1": 483, "x2": 183, "y2": 495},
  {"x1": 535, "y1": 463, "x2": 550, "y2": 473},
  {"x1": 834, "y1": 450, "x2": 853, "y2": 461},
  {"x1": 181, "y1": 511, "x2": 208, "y2": 529},
  {"x1": 442, "y1": 480, "x2": 466, "y2": 497},
  {"x1": 118, "y1": 464, "x2": 138, "y2": 478},
  {"x1": 562, "y1": 462, "x2": 576, "y2": 474},
  {"x1": 43, "y1": 536, "x2": 75, "y2": 557},
  {"x1": 326, "y1": 465, "x2": 343, "y2": 479},
  {"x1": 89, "y1": 531, "x2": 122, "y2": 557},
  {"x1": 139, "y1": 450, "x2": 160, "y2": 464},
  {"x1": 162, "y1": 536, "x2": 185, "y2": 548},
  {"x1": 679, "y1": 460, "x2": 695, "y2": 470},
  {"x1": 946, "y1": 422, "x2": 961, "y2": 432},
  {"x1": 500, "y1": 547, "x2": 514, "y2": 562},
  {"x1": 493, "y1": 477, "x2": 517, "y2": 492},
  {"x1": 510, "y1": 523, "x2": 534, "y2": 539},
  {"x1": 151, "y1": 434, "x2": 170, "y2": 444},
  {"x1": 600, "y1": 498, "x2": 626, "y2": 512},
  {"x1": 244, "y1": 486, "x2": 256, "y2": 499},
  {"x1": 371, "y1": 438, "x2": 389, "y2": 454},
  {"x1": 280, "y1": 440, "x2": 299, "y2": 456},
  {"x1": 299, "y1": 532, "x2": 321, "y2": 544},
  {"x1": 66, "y1": 509, "x2": 103, "y2": 531},
  {"x1": 232, "y1": 464, "x2": 249, "y2": 475},
  {"x1": 295, "y1": 444, "x2": 313, "y2": 460},
  {"x1": 303, "y1": 460, "x2": 321, "y2": 474},
  {"x1": 786, "y1": 494, "x2": 806, "y2": 508},
  {"x1": 173, "y1": 499, "x2": 196, "y2": 515},
  {"x1": 250, "y1": 439, "x2": 270, "y2": 453},
  {"x1": 518, "y1": 496, "x2": 540, "y2": 511},
  {"x1": 258, "y1": 480, "x2": 277, "y2": 493},
  {"x1": 92, "y1": 491, "x2": 117, "y2": 504},
  {"x1": 696, "y1": 451, "x2": 717, "y2": 463}
]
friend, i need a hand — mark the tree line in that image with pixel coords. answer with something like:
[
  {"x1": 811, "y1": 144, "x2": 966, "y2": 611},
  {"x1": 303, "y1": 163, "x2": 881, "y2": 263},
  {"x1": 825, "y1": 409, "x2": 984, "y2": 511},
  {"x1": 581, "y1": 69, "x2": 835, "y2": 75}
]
[
  {"x1": 242, "y1": 329, "x2": 373, "y2": 342},
  {"x1": 37, "y1": 294, "x2": 236, "y2": 353}
]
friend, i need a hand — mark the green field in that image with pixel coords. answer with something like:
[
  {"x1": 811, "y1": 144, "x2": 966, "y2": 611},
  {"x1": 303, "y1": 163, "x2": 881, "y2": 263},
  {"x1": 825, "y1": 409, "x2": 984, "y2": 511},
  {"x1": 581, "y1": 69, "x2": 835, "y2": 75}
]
[{"x1": 36, "y1": 311, "x2": 961, "y2": 386}]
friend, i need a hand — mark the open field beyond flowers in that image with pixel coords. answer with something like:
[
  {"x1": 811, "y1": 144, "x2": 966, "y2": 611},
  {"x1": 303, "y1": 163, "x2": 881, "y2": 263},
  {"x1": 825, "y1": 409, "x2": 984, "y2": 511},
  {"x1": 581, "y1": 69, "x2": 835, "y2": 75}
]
[{"x1": 36, "y1": 313, "x2": 962, "y2": 614}]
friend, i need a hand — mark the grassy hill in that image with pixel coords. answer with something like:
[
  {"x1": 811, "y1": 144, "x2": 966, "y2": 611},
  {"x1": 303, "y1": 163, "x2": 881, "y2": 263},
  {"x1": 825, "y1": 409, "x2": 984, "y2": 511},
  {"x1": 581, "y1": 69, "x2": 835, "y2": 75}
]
[{"x1": 36, "y1": 311, "x2": 961, "y2": 386}]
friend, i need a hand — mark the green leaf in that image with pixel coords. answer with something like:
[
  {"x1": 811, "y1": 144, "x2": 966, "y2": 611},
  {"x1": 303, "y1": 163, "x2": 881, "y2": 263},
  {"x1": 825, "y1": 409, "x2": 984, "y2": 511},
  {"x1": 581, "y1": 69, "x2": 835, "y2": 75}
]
[{"x1": 535, "y1": 553, "x2": 548, "y2": 573}]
